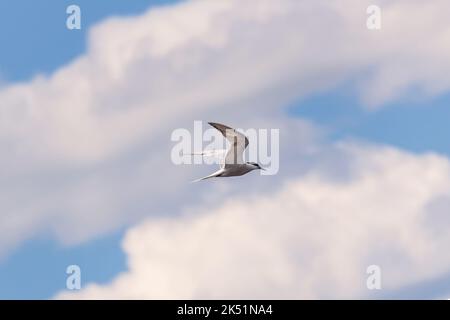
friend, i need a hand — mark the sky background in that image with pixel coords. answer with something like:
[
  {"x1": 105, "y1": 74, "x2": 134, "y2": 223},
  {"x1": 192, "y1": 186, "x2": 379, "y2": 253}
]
[
  {"x1": 1, "y1": 0, "x2": 450, "y2": 299},
  {"x1": 0, "y1": 0, "x2": 179, "y2": 299}
]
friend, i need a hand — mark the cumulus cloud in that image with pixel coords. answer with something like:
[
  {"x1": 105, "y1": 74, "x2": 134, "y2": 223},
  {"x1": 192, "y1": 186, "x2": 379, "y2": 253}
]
[
  {"x1": 57, "y1": 144, "x2": 450, "y2": 299},
  {"x1": 1, "y1": 0, "x2": 450, "y2": 257}
]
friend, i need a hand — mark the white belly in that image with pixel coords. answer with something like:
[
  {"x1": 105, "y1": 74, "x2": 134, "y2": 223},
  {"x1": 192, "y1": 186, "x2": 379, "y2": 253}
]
[{"x1": 221, "y1": 164, "x2": 254, "y2": 177}]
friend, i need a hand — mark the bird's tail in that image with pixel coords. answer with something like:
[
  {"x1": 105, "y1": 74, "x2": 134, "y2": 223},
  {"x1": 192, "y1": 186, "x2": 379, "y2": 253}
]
[
  {"x1": 190, "y1": 169, "x2": 224, "y2": 183},
  {"x1": 190, "y1": 176, "x2": 211, "y2": 183}
]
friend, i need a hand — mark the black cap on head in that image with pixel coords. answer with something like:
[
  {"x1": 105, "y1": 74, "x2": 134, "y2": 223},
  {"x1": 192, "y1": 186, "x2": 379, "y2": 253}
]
[{"x1": 247, "y1": 161, "x2": 262, "y2": 169}]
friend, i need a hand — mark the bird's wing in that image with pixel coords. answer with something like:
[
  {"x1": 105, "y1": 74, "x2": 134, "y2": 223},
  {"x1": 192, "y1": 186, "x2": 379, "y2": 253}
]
[
  {"x1": 202, "y1": 149, "x2": 227, "y2": 168},
  {"x1": 191, "y1": 168, "x2": 225, "y2": 183},
  {"x1": 208, "y1": 122, "x2": 249, "y2": 166}
]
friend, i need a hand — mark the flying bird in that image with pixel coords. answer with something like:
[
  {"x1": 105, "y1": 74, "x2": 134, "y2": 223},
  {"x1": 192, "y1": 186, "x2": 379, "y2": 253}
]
[{"x1": 192, "y1": 122, "x2": 264, "y2": 182}]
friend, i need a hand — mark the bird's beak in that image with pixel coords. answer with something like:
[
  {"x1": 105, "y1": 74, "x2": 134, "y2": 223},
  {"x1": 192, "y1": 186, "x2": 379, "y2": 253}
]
[{"x1": 260, "y1": 167, "x2": 266, "y2": 171}]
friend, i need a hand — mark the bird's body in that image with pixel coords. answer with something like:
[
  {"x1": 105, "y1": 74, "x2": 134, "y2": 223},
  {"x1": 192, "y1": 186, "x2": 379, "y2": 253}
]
[
  {"x1": 191, "y1": 122, "x2": 264, "y2": 182},
  {"x1": 220, "y1": 163, "x2": 259, "y2": 177}
]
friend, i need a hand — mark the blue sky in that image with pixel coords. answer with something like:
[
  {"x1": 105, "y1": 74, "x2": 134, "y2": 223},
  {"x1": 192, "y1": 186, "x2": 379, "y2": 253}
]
[
  {"x1": 290, "y1": 90, "x2": 450, "y2": 156},
  {"x1": 0, "y1": 0, "x2": 180, "y2": 82},
  {"x1": 1, "y1": 0, "x2": 450, "y2": 299},
  {"x1": 0, "y1": 231, "x2": 125, "y2": 299}
]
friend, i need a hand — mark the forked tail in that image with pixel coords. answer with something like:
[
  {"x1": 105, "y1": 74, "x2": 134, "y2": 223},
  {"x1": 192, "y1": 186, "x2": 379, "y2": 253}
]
[{"x1": 191, "y1": 169, "x2": 224, "y2": 183}]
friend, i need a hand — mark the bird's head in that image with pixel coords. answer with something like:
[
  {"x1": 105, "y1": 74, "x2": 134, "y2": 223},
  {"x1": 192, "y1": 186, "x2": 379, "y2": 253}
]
[{"x1": 247, "y1": 161, "x2": 265, "y2": 171}]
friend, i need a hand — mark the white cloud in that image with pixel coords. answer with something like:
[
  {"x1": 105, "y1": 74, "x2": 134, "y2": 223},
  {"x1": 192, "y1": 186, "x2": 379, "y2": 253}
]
[
  {"x1": 57, "y1": 144, "x2": 450, "y2": 299},
  {"x1": 1, "y1": 0, "x2": 450, "y2": 258}
]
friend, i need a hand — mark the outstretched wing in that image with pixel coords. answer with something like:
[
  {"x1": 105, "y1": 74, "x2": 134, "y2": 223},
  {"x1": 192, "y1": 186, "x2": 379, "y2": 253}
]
[
  {"x1": 208, "y1": 122, "x2": 249, "y2": 166},
  {"x1": 191, "y1": 149, "x2": 227, "y2": 168}
]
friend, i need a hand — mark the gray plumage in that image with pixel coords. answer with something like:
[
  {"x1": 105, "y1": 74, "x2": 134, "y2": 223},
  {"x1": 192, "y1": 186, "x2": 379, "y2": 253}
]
[{"x1": 192, "y1": 122, "x2": 264, "y2": 182}]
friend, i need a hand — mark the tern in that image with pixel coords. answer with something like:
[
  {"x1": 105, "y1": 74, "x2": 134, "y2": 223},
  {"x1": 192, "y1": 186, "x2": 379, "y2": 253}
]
[{"x1": 192, "y1": 122, "x2": 264, "y2": 182}]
